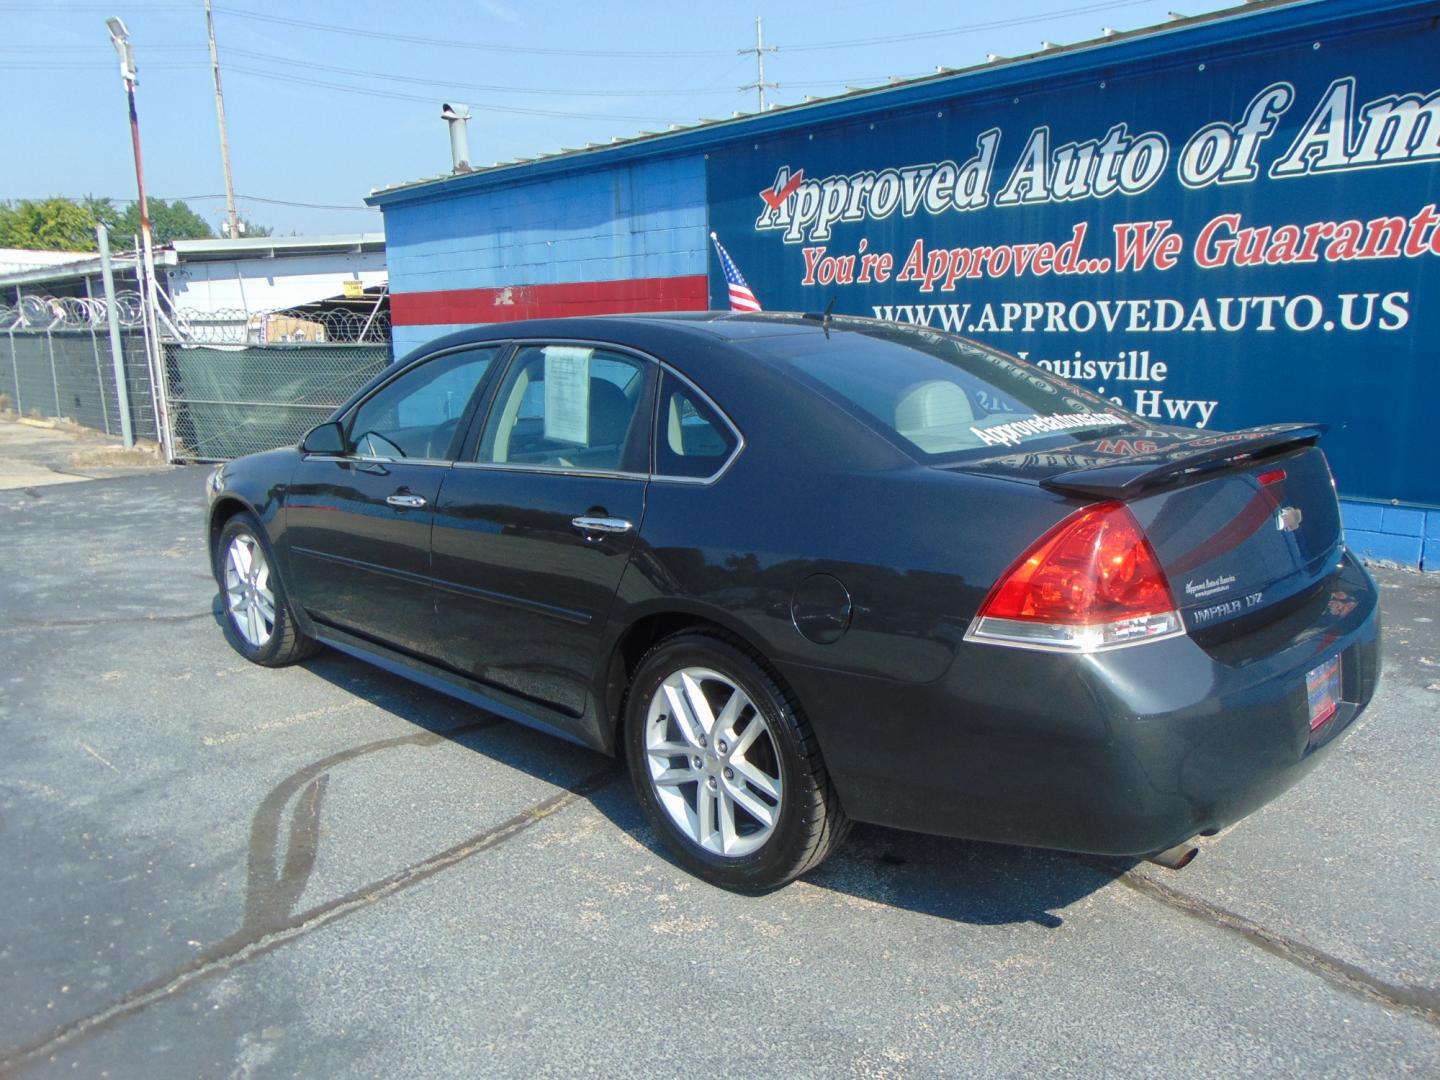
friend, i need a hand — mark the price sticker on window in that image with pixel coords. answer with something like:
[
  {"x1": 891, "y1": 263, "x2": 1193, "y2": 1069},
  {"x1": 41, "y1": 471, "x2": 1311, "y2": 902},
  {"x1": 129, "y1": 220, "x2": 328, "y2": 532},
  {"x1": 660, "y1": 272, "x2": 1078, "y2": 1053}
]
[{"x1": 544, "y1": 346, "x2": 592, "y2": 445}]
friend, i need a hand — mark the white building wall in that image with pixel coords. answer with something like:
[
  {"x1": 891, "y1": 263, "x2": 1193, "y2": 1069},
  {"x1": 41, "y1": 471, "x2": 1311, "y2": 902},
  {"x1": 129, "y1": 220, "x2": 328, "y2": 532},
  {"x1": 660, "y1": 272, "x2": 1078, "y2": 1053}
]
[{"x1": 163, "y1": 250, "x2": 387, "y2": 314}]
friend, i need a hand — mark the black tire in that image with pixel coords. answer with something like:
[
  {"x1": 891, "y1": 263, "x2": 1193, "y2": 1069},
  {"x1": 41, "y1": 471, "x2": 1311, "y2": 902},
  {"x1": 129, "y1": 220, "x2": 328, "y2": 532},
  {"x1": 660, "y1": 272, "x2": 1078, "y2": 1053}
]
[
  {"x1": 215, "y1": 513, "x2": 316, "y2": 667},
  {"x1": 624, "y1": 631, "x2": 849, "y2": 891}
]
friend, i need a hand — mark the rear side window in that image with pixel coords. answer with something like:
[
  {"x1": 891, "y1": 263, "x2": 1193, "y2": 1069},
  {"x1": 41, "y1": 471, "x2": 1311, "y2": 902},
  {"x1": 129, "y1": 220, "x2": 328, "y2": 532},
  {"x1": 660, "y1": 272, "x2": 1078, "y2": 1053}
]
[
  {"x1": 477, "y1": 344, "x2": 650, "y2": 473},
  {"x1": 654, "y1": 373, "x2": 737, "y2": 479},
  {"x1": 745, "y1": 321, "x2": 1135, "y2": 463}
]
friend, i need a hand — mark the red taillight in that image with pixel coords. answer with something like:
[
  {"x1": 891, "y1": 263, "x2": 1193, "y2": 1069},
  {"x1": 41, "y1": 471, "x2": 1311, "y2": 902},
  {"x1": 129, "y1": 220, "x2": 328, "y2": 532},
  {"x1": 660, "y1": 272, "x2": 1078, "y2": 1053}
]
[
  {"x1": 1257, "y1": 467, "x2": 1287, "y2": 486},
  {"x1": 970, "y1": 503, "x2": 1183, "y2": 651}
]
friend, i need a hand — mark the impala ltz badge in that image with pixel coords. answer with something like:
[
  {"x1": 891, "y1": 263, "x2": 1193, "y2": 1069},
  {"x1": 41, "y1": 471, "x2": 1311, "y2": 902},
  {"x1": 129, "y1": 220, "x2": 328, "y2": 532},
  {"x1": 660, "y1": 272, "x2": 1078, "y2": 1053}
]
[{"x1": 1277, "y1": 506, "x2": 1304, "y2": 532}]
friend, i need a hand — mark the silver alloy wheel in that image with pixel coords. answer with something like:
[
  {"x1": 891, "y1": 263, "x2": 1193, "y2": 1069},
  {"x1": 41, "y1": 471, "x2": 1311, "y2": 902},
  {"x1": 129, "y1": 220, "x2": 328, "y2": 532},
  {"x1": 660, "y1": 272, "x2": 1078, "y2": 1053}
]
[
  {"x1": 224, "y1": 533, "x2": 276, "y2": 648},
  {"x1": 644, "y1": 666, "x2": 784, "y2": 858}
]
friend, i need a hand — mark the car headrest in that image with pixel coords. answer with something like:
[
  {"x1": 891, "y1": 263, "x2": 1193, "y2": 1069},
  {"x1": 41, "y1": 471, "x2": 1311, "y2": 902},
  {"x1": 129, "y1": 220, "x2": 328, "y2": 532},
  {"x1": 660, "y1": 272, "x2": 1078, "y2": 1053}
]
[
  {"x1": 895, "y1": 379, "x2": 974, "y2": 436},
  {"x1": 589, "y1": 378, "x2": 631, "y2": 445}
]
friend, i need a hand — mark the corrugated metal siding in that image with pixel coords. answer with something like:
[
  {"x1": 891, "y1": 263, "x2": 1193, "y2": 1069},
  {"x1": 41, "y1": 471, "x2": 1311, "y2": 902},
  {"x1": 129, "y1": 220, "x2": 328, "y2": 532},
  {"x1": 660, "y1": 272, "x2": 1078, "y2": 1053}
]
[
  {"x1": 384, "y1": 153, "x2": 709, "y2": 351},
  {"x1": 392, "y1": 322, "x2": 476, "y2": 360}
]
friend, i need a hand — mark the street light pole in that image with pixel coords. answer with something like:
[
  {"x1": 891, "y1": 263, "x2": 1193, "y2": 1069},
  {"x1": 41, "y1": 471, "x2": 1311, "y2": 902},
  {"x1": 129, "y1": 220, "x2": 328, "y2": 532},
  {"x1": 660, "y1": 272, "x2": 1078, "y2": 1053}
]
[{"x1": 106, "y1": 16, "x2": 172, "y2": 461}]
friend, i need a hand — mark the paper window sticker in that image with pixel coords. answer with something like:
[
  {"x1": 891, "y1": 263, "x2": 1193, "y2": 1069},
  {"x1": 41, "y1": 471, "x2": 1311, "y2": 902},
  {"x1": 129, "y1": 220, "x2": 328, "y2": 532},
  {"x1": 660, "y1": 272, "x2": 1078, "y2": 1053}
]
[{"x1": 544, "y1": 346, "x2": 592, "y2": 445}]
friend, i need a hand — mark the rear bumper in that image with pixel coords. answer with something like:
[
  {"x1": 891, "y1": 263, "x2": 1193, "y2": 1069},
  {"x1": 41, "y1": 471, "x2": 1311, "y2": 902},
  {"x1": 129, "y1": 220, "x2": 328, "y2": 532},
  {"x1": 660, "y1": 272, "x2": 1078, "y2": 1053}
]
[{"x1": 783, "y1": 550, "x2": 1381, "y2": 856}]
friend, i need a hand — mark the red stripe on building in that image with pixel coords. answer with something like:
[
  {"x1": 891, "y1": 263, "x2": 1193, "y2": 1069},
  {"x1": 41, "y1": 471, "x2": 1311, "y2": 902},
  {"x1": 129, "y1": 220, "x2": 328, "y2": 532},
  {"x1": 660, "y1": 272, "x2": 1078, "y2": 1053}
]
[{"x1": 391, "y1": 274, "x2": 709, "y2": 326}]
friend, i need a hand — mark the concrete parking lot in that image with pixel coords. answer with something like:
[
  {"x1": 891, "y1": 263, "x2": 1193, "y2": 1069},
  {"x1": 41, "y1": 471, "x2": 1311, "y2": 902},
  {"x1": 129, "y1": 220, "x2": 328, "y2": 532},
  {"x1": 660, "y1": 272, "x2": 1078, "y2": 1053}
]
[
  {"x1": 1, "y1": 464, "x2": 1437, "y2": 1078},
  {"x1": 0, "y1": 418, "x2": 163, "y2": 493}
]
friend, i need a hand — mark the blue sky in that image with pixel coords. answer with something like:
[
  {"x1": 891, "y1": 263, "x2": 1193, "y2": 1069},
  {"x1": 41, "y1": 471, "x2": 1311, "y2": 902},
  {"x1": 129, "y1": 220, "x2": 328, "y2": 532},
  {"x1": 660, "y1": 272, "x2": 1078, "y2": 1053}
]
[{"x1": 2, "y1": 0, "x2": 1235, "y2": 236}]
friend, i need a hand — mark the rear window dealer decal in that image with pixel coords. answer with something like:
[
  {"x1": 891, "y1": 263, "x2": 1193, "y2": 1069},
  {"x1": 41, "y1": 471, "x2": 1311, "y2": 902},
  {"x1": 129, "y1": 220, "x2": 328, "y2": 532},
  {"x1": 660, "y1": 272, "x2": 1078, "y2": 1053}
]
[{"x1": 970, "y1": 410, "x2": 1126, "y2": 448}]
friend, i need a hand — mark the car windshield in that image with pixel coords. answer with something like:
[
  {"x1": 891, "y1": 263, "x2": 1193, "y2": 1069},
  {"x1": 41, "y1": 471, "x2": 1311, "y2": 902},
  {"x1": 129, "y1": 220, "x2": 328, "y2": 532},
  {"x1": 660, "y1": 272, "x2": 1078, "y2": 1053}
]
[{"x1": 744, "y1": 320, "x2": 1141, "y2": 464}]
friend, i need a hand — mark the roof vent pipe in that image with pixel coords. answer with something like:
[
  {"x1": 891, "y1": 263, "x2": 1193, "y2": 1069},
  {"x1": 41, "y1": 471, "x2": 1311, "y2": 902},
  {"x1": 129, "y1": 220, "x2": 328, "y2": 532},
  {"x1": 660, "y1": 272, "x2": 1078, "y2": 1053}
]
[{"x1": 441, "y1": 103, "x2": 472, "y2": 173}]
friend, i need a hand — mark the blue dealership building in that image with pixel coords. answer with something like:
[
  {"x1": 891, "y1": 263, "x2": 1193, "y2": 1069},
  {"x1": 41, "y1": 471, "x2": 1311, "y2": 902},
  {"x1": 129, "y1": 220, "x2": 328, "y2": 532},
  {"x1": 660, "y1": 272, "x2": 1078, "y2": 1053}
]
[{"x1": 368, "y1": 0, "x2": 1440, "y2": 570}]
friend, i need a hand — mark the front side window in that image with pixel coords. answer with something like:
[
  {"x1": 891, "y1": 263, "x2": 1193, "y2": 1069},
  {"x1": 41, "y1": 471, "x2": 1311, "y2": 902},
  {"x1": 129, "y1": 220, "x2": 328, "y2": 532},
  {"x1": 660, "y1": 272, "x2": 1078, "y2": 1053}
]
[
  {"x1": 477, "y1": 344, "x2": 649, "y2": 472},
  {"x1": 348, "y1": 346, "x2": 499, "y2": 461},
  {"x1": 654, "y1": 372, "x2": 737, "y2": 479}
]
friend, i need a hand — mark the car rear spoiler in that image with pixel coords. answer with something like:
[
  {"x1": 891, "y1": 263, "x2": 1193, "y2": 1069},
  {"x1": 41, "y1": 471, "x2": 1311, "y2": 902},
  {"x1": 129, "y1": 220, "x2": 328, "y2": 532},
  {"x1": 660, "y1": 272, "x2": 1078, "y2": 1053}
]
[{"x1": 1040, "y1": 423, "x2": 1326, "y2": 500}]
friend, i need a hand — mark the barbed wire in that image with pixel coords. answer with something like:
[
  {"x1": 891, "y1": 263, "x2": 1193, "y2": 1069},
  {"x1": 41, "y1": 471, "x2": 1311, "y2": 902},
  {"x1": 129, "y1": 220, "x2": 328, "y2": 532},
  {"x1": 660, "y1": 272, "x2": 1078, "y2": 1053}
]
[
  {"x1": 173, "y1": 306, "x2": 391, "y2": 345},
  {"x1": 1, "y1": 294, "x2": 389, "y2": 344},
  {"x1": 1, "y1": 292, "x2": 146, "y2": 331}
]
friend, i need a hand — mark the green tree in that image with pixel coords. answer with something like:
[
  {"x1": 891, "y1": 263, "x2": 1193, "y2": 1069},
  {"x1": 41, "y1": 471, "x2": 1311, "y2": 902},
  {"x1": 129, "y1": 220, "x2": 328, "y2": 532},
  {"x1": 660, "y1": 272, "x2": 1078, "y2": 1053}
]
[
  {"x1": 80, "y1": 195, "x2": 120, "y2": 228},
  {"x1": 0, "y1": 197, "x2": 99, "y2": 251},
  {"x1": 0, "y1": 194, "x2": 272, "y2": 250},
  {"x1": 112, "y1": 198, "x2": 215, "y2": 245}
]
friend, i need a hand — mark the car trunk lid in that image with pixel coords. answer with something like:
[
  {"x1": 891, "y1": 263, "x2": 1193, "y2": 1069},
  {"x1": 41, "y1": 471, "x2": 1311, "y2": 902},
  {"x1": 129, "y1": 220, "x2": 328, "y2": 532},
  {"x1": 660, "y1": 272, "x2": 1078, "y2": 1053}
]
[
  {"x1": 1128, "y1": 445, "x2": 1341, "y2": 634},
  {"x1": 955, "y1": 424, "x2": 1344, "y2": 634}
]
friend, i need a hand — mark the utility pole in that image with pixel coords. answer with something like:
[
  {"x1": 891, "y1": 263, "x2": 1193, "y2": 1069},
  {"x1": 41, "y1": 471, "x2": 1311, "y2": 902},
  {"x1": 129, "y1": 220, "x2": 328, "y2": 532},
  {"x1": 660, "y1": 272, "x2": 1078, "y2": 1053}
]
[
  {"x1": 106, "y1": 16, "x2": 173, "y2": 461},
  {"x1": 205, "y1": 0, "x2": 241, "y2": 239},
  {"x1": 738, "y1": 15, "x2": 777, "y2": 112}
]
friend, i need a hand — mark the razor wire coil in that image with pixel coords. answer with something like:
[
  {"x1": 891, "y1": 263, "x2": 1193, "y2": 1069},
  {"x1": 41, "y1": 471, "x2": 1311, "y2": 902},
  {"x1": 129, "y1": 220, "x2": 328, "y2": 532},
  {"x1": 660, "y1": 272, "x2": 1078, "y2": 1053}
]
[
  {"x1": 2, "y1": 293, "x2": 388, "y2": 344},
  {"x1": 3, "y1": 291, "x2": 147, "y2": 331}
]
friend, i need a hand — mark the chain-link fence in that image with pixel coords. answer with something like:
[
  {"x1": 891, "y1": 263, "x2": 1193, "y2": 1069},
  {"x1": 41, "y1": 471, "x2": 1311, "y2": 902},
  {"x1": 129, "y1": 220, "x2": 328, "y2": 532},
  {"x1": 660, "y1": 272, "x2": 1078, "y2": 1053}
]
[
  {"x1": 3, "y1": 292, "x2": 394, "y2": 460},
  {"x1": 1, "y1": 327, "x2": 158, "y2": 440},
  {"x1": 164, "y1": 342, "x2": 389, "y2": 461}
]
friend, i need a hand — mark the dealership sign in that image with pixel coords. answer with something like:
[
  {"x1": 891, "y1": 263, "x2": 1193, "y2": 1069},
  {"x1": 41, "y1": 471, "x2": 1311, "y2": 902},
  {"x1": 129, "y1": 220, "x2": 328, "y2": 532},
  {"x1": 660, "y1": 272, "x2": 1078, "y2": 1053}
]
[{"x1": 706, "y1": 14, "x2": 1440, "y2": 505}]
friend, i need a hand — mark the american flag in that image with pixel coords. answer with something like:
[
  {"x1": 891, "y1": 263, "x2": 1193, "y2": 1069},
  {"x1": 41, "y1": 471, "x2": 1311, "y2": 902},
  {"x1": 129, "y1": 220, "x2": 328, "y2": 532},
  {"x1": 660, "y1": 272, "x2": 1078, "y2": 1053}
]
[{"x1": 710, "y1": 232, "x2": 762, "y2": 312}]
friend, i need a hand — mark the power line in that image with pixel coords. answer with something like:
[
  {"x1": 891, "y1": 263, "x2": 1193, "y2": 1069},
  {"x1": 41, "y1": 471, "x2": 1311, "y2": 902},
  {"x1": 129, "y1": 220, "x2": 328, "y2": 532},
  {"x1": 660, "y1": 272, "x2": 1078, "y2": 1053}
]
[
  {"x1": 0, "y1": 44, "x2": 901, "y2": 97},
  {"x1": 0, "y1": 0, "x2": 1188, "y2": 67},
  {"x1": 210, "y1": 0, "x2": 1160, "y2": 61},
  {"x1": 2, "y1": 193, "x2": 379, "y2": 212},
  {"x1": 1, "y1": 61, "x2": 208, "y2": 70},
  {"x1": 221, "y1": 48, "x2": 739, "y2": 98},
  {"x1": 193, "y1": 194, "x2": 379, "y2": 211},
  {"x1": 1, "y1": 0, "x2": 1171, "y2": 101},
  {"x1": 0, "y1": 2, "x2": 193, "y2": 9},
  {"x1": 214, "y1": 8, "x2": 736, "y2": 59},
  {"x1": 186, "y1": 45, "x2": 934, "y2": 99},
  {"x1": 783, "y1": 0, "x2": 1156, "y2": 52},
  {"x1": 224, "y1": 65, "x2": 687, "y2": 123},
  {"x1": 0, "y1": 47, "x2": 945, "y2": 104},
  {"x1": 794, "y1": 71, "x2": 936, "y2": 88},
  {"x1": 0, "y1": 43, "x2": 204, "y2": 52}
]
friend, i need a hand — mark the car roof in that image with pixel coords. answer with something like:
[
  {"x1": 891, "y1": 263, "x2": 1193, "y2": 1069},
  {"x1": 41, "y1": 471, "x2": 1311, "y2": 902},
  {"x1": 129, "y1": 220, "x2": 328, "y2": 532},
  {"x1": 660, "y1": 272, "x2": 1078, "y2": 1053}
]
[
  {"x1": 377, "y1": 312, "x2": 1043, "y2": 474},
  {"x1": 396, "y1": 310, "x2": 980, "y2": 424},
  {"x1": 401, "y1": 310, "x2": 864, "y2": 361}
]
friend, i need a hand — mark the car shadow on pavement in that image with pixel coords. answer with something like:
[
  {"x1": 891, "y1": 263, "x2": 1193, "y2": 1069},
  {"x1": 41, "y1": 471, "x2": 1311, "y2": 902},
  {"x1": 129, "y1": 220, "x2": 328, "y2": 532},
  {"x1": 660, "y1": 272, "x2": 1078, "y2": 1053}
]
[
  {"x1": 802, "y1": 824, "x2": 1129, "y2": 928},
  {"x1": 256, "y1": 607, "x2": 1129, "y2": 931}
]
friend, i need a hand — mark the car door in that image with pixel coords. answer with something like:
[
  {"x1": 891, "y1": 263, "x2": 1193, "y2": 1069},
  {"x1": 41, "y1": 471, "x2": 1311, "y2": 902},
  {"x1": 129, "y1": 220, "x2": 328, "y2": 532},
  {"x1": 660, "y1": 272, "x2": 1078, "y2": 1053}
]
[
  {"x1": 429, "y1": 342, "x2": 653, "y2": 718},
  {"x1": 285, "y1": 344, "x2": 503, "y2": 654}
]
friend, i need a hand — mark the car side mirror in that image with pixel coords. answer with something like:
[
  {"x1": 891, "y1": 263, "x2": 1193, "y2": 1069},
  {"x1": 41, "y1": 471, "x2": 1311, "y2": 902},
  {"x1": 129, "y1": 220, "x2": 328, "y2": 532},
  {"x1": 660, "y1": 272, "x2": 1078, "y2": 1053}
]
[{"x1": 301, "y1": 421, "x2": 346, "y2": 455}]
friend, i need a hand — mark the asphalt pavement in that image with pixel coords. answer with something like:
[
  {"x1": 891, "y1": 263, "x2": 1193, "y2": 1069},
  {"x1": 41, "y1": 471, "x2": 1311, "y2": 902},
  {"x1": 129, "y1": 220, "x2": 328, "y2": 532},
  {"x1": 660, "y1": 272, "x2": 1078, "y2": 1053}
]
[{"x1": 0, "y1": 465, "x2": 1437, "y2": 1078}]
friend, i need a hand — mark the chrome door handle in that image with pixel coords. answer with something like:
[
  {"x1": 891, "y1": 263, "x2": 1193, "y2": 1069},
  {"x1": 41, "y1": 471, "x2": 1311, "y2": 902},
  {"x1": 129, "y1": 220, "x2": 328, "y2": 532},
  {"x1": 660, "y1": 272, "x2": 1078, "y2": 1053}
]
[
  {"x1": 571, "y1": 515, "x2": 632, "y2": 535},
  {"x1": 386, "y1": 493, "x2": 427, "y2": 509}
]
